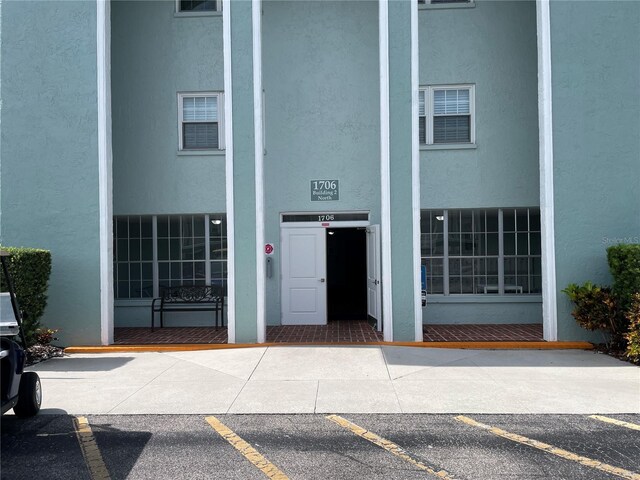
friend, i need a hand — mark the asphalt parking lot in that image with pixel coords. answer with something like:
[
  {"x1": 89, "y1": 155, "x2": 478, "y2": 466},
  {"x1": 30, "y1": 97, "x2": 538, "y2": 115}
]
[{"x1": 2, "y1": 413, "x2": 639, "y2": 479}]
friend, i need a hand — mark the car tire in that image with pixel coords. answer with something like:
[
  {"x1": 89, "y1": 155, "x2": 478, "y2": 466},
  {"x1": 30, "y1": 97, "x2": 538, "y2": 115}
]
[{"x1": 13, "y1": 372, "x2": 42, "y2": 418}]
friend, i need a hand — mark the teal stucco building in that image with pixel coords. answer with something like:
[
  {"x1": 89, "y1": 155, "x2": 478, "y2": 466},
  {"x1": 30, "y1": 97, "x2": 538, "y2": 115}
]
[{"x1": 1, "y1": 0, "x2": 638, "y2": 346}]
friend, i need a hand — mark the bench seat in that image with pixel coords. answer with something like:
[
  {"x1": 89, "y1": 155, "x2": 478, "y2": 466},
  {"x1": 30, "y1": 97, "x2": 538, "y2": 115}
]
[{"x1": 151, "y1": 285, "x2": 225, "y2": 331}]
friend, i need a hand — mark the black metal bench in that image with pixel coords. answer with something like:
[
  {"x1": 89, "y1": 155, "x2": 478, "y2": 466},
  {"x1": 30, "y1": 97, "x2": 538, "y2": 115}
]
[{"x1": 151, "y1": 285, "x2": 225, "y2": 331}]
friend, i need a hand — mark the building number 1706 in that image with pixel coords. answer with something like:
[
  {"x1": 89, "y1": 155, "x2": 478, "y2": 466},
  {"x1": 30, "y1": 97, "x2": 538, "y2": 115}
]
[
  {"x1": 318, "y1": 215, "x2": 335, "y2": 221},
  {"x1": 312, "y1": 180, "x2": 337, "y2": 191}
]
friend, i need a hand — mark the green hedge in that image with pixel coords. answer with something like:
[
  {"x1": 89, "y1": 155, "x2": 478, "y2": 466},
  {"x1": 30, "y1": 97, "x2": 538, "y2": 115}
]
[
  {"x1": 625, "y1": 293, "x2": 640, "y2": 364},
  {"x1": 607, "y1": 244, "x2": 640, "y2": 310},
  {"x1": 0, "y1": 247, "x2": 52, "y2": 344}
]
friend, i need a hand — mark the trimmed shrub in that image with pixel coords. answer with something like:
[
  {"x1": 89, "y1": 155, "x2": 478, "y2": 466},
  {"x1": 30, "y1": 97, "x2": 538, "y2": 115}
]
[
  {"x1": 562, "y1": 282, "x2": 625, "y2": 347},
  {"x1": 0, "y1": 247, "x2": 52, "y2": 344},
  {"x1": 625, "y1": 293, "x2": 640, "y2": 364},
  {"x1": 607, "y1": 244, "x2": 640, "y2": 311}
]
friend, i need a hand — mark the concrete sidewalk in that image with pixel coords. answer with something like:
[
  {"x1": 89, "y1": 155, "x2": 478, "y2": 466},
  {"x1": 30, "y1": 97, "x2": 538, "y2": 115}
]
[{"x1": 27, "y1": 346, "x2": 640, "y2": 415}]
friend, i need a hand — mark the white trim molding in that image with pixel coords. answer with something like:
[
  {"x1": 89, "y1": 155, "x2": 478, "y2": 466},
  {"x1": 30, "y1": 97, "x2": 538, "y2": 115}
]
[
  {"x1": 253, "y1": 0, "x2": 266, "y2": 344},
  {"x1": 222, "y1": 0, "x2": 236, "y2": 343},
  {"x1": 97, "y1": 0, "x2": 114, "y2": 345},
  {"x1": 536, "y1": 0, "x2": 558, "y2": 341},
  {"x1": 411, "y1": 0, "x2": 422, "y2": 342},
  {"x1": 379, "y1": 0, "x2": 393, "y2": 342}
]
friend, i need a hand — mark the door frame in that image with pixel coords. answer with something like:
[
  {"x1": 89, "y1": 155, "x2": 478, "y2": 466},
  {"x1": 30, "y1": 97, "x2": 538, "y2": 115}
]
[{"x1": 278, "y1": 212, "x2": 373, "y2": 332}]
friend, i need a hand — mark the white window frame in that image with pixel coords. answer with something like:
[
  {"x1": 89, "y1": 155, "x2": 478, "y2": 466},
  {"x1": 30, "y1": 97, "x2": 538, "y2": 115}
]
[
  {"x1": 419, "y1": 84, "x2": 475, "y2": 146},
  {"x1": 418, "y1": 0, "x2": 475, "y2": 8},
  {"x1": 175, "y1": 0, "x2": 221, "y2": 15},
  {"x1": 420, "y1": 208, "x2": 542, "y2": 297},
  {"x1": 178, "y1": 92, "x2": 225, "y2": 151},
  {"x1": 114, "y1": 214, "x2": 228, "y2": 301}
]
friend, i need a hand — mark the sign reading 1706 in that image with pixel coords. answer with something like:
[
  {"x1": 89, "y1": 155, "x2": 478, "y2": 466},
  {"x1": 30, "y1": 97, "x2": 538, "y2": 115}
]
[{"x1": 311, "y1": 179, "x2": 339, "y2": 201}]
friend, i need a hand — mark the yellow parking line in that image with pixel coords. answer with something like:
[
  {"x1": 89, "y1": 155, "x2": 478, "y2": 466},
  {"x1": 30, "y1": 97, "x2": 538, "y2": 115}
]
[
  {"x1": 589, "y1": 415, "x2": 640, "y2": 432},
  {"x1": 73, "y1": 416, "x2": 111, "y2": 480},
  {"x1": 205, "y1": 416, "x2": 289, "y2": 480},
  {"x1": 455, "y1": 415, "x2": 640, "y2": 480},
  {"x1": 326, "y1": 415, "x2": 456, "y2": 479}
]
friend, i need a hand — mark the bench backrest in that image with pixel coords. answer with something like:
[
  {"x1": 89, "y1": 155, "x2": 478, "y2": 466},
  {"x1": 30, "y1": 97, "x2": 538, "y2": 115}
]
[{"x1": 161, "y1": 285, "x2": 225, "y2": 303}]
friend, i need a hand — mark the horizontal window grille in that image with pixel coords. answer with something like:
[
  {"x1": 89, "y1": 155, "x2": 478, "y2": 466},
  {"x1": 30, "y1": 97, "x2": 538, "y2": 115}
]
[
  {"x1": 114, "y1": 217, "x2": 154, "y2": 299},
  {"x1": 114, "y1": 214, "x2": 227, "y2": 299},
  {"x1": 421, "y1": 208, "x2": 541, "y2": 295}
]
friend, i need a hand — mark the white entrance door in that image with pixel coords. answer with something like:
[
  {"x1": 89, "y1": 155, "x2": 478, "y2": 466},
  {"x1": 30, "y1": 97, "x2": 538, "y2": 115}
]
[
  {"x1": 366, "y1": 225, "x2": 382, "y2": 331},
  {"x1": 281, "y1": 228, "x2": 327, "y2": 325}
]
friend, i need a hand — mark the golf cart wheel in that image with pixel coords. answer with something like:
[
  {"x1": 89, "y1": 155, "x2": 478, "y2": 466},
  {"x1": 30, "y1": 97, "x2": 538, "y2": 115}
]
[{"x1": 13, "y1": 372, "x2": 42, "y2": 418}]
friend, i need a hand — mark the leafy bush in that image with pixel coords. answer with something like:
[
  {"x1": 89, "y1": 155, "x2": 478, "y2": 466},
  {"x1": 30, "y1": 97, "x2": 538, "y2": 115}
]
[
  {"x1": 35, "y1": 328, "x2": 59, "y2": 346},
  {"x1": 607, "y1": 244, "x2": 640, "y2": 311},
  {"x1": 0, "y1": 247, "x2": 52, "y2": 345},
  {"x1": 562, "y1": 282, "x2": 625, "y2": 347},
  {"x1": 625, "y1": 293, "x2": 640, "y2": 364}
]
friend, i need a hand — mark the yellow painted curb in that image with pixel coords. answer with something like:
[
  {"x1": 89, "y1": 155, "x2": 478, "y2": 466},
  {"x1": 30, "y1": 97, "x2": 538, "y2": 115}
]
[{"x1": 65, "y1": 341, "x2": 594, "y2": 354}]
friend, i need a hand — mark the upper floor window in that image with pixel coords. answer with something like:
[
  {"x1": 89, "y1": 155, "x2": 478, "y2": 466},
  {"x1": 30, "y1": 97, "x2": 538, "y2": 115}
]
[
  {"x1": 418, "y1": 0, "x2": 474, "y2": 5},
  {"x1": 177, "y1": 0, "x2": 220, "y2": 13},
  {"x1": 419, "y1": 85, "x2": 475, "y2": 146},
  {"x1": 178, "y1": 93, "x2": 224, "y2": 151}
]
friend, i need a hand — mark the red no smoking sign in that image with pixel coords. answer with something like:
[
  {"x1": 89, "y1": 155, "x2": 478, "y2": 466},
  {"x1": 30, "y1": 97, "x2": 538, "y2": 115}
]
[{"x1": 265, "y1": 243, "x2": 274, "y2": 255}]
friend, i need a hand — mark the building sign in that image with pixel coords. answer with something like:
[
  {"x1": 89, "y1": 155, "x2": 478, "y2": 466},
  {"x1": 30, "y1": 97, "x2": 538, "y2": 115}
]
[
  {"x1": 282, "y1": 213, "x2": 368, "y2": 223},
  {"x1": 311, "y1": 180, "x2": 339, "y2": 201}
]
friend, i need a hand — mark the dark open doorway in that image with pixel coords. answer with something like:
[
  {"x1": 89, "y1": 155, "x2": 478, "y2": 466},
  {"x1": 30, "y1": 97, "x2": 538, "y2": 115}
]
[{"x1": 326, "y1": 227, "x2": 367, "y2": 321}]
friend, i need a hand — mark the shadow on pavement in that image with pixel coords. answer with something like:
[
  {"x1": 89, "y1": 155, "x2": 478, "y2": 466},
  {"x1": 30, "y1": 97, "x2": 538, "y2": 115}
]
[
  {"x1": 1, "y1": 414, "x2": 151, "y2": 480},
  {"x1": 28, "y1": 356, "x2": 135, "y2": 373}
]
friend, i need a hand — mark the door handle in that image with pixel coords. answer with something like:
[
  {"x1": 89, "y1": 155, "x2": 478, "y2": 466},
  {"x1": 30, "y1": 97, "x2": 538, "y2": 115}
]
[{"x1": 320, "y1": 278, "x2": 325, "y2": 283}]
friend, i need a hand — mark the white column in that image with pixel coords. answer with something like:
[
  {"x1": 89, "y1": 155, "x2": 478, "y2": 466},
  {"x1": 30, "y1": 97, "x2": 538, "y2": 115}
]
[
  {"x1": 536, "y1": 0, "x2": 558, "y2": 341},
  {"x1": 253, "y1": 0, "x2": 266, "y2": 343},
  {"x1": 410, "y1": 0, "x2": 422, "y2": 342},
  {"x1": 222, "y1": 0, "x2": 236, "y2": 343},
  {"x1": 379, "y1": 0, "x2": 393, "y2": 342},
  {"x1": 97, "y1": 0, "x2": 114, "y2": 345}
]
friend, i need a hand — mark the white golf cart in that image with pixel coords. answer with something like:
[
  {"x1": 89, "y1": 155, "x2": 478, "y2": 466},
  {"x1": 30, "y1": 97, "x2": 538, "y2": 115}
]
[{"x1": 1, "y1": 249, "x2": 42, "y2": 417}]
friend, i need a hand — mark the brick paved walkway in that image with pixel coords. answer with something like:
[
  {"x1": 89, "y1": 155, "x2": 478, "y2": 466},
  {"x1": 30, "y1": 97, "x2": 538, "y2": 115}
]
[{"x1": 114, "y1": 322, "x2": 543, "y2": 344}]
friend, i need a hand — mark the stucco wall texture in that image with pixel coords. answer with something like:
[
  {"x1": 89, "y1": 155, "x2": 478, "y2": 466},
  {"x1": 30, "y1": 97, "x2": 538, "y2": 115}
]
[
  {"x1": 262, "y1": 1, "x2": 382, "y2": 326},
  {"x1": 1, "y1": 1, "x2": 102, "y2": 345},
  {"x1": 419, "y1": 0, "x2": 540, "y2": 209},
  {"x1": 111, "y1": 0, "x2": 226, "y2": 215},
  {"x1": 550, "y1": 0, "x2": 640, "y2": 341}
]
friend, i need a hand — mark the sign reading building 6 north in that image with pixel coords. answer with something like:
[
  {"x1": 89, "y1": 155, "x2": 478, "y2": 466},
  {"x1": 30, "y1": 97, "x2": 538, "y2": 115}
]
[{"x1": 311, "y1": 180, "x2": 339, "y2": 201}]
